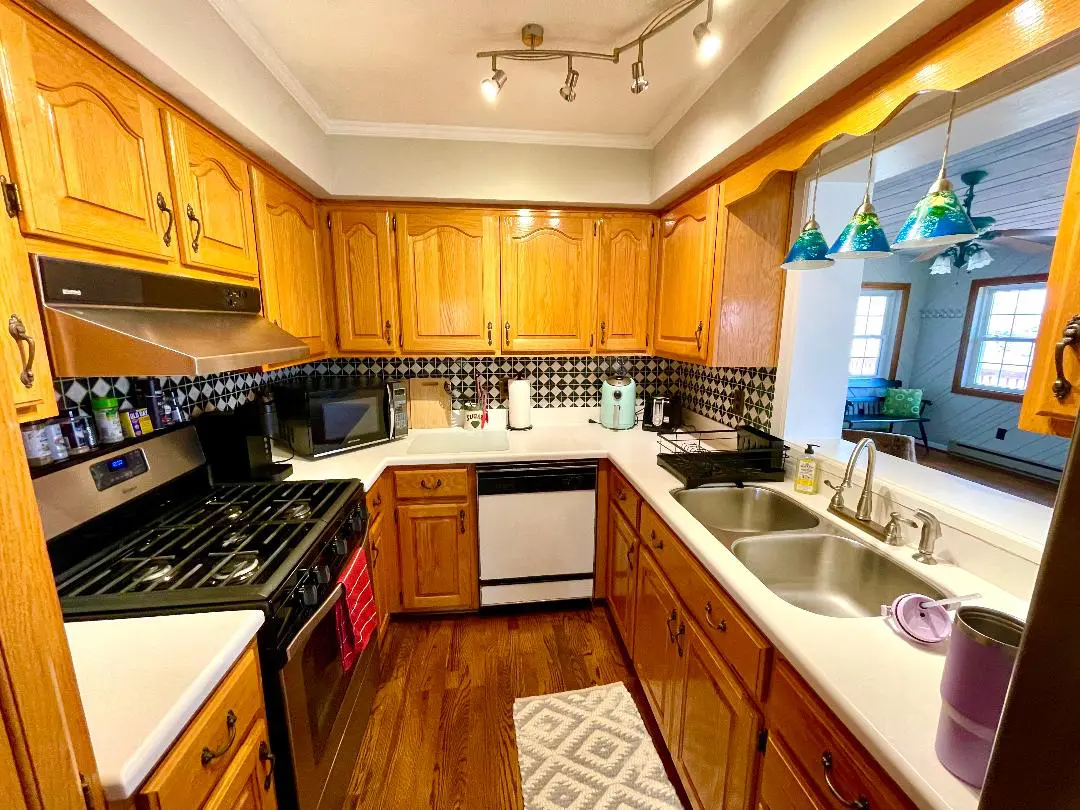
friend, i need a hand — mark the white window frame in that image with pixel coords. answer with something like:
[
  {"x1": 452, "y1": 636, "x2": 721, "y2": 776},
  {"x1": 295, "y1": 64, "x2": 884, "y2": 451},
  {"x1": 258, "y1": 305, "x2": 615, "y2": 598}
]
[{"x1": 849, "y1": 286, "x2": 906, "y2": 379}]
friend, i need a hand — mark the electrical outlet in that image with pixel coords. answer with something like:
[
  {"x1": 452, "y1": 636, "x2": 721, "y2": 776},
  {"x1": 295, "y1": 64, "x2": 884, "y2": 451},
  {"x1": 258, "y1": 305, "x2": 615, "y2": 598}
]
[{"x1": 996, "y1": 427, "x2": 1008, "y2": 440}]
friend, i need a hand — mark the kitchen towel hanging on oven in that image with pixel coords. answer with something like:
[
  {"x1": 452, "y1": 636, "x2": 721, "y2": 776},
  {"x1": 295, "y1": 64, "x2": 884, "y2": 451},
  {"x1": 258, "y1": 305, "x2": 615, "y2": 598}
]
[{"x1": 334, "y1": 547, "x2": 378, "y2": 672}]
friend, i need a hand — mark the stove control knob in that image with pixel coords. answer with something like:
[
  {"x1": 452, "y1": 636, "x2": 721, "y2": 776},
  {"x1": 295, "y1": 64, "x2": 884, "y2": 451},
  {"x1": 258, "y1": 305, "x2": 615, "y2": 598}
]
[
  {"x1": 332, "y1": 535, "x2": 349, "y2": 556},
  {"x1": 313, "y1": 565, "x2": 331, "y2": 585},
  {"x1": 347, "y1": 509, "x2": 366, "y2": 535},
  {"x1": 299, "y1": 579, "x2": 320, "y2": 607}
]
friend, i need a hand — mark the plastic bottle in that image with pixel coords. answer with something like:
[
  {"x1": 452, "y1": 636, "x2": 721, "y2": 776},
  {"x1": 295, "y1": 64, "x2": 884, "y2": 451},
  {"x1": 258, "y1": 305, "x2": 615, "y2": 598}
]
[{"x1": 794, "y1": 444, "x2": 821, "y2": 494}]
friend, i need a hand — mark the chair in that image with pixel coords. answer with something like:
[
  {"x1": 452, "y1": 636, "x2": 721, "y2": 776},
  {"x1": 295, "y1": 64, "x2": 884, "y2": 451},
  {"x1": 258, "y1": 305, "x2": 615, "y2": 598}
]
[
  {"x1": 841, "y1": 429, "x2": 918, "y2": 463},
  {"x1": 843, "y1": 376, "x2": 931, "y2": 453}
]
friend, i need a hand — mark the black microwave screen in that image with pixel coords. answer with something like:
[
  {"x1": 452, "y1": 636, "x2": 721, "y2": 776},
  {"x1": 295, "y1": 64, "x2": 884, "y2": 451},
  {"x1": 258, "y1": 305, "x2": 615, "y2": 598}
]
[{"x1": 323, "y1": 401, "x2": 378, "y2": 442}]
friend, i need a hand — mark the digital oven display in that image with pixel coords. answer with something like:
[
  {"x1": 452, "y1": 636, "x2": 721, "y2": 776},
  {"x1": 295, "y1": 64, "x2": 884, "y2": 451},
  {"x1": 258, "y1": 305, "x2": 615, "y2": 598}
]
[{"x1": 90, "y1": 448, "x2": 149, "y2": 491}]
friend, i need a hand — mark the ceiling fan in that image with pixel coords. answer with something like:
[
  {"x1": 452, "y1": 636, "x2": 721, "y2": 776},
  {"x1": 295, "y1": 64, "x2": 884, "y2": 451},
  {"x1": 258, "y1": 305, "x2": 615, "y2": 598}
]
[{"x1": 909, "y1": 170, "x2": 1058, "y2": 274}]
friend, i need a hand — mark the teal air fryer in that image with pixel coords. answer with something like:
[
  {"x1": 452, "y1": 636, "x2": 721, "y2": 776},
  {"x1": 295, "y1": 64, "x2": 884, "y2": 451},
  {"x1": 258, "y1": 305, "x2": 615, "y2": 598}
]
[{"x1": 600, "y1": 370, "x2": 637, "y2": 430}]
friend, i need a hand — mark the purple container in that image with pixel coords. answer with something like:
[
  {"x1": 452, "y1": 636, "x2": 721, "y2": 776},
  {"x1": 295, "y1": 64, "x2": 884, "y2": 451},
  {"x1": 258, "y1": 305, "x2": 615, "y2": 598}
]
[{"x1": 936, "y1": 607, "x2": 1024, "y2": 788}]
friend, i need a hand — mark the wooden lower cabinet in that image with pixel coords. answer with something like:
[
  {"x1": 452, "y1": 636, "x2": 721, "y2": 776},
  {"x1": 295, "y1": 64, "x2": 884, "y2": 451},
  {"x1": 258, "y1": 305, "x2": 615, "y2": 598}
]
[
  {"x1": 202, "y1": 718, "x2": 277, "y2": 810},
  {"x1": 606, "y1": 507, "x2": 638, "y2": 650},
  {"x1": 365, "y1": 475, "x2": 399, "y2": 639},
  {"x1": 757, "y1": 735, "x2": 827, "y2": 810},
  {"x1": 631, "y1": 548, "x2": 682, "y2": 735},
  {"x1": 396, "y1": 500, "x2": 477, "y2": 611}
]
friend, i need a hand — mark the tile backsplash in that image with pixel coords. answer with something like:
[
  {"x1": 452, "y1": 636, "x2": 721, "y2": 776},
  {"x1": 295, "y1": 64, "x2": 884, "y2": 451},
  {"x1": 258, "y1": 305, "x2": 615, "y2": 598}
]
[{"x1": 51, "y1": 356, "x2": 777, "y2": 433}]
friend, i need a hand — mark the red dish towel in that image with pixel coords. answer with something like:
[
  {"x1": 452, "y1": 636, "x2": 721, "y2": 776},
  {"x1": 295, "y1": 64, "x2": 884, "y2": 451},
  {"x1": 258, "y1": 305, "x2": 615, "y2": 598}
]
[{"x1": 334, "y1": 546, "x2": 378, "y2": 673}]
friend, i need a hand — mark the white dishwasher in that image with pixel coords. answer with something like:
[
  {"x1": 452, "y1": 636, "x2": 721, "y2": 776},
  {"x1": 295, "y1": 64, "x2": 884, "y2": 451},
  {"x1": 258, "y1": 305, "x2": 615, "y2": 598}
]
[{"x1": 476, "y1": 460, "x2": 598, "y2": 606}]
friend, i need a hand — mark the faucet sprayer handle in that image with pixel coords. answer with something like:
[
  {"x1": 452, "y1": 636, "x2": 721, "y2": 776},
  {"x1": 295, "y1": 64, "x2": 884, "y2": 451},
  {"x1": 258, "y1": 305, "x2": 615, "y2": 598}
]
[{"x1": 824, "y1": 479, "x2": 846, "y2": 510}]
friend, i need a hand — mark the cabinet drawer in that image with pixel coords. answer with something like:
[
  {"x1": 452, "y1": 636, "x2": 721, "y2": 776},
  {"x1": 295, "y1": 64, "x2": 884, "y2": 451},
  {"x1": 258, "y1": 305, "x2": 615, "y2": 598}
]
[
  {"x1": 610, "y1": 468, "x2": 641, "y2": 529},
  {"x1": 759, "y1": 734, "x2": 828, "y2": 810},
  {"x1": 395, "y1": 467, "x2": 470, "y2": 500},
  {"x1": 139, "y1": 645, "x2": 263, "y2": 810},
  {"x1": 641, "y1": 504, "x2": 770, "y2": 700},
  {"x1": 767, "y1": 660, "x2": 916, "y2": 810}
]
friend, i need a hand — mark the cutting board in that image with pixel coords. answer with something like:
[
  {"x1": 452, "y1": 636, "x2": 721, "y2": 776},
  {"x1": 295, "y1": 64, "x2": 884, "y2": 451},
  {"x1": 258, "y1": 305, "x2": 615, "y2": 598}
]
[{"x1": 407, "y1": 378, "x2": 453, "y2": 428}]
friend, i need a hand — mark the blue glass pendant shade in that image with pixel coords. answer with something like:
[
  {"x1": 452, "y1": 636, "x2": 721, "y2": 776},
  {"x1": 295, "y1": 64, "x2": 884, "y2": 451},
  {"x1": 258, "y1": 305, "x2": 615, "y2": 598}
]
[
  {"x1": 781, "y1": 217, "x2": 834, "y2": 270},
  {"x1": 828, "y1": 195, "x2": 892, "y2": 259},
  {"x1": 893, "y1": 174, "x2": 979, "y2": 251}
]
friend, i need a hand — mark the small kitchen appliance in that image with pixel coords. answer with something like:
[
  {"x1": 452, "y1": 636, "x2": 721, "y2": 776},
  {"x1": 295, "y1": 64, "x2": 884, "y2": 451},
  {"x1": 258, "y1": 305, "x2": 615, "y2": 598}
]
[
  {"x1": 642, "y1": 392, "x2": 682, "y2": 432},
  {"x1": 599, "y1": 369, "x2": 636, "y2": 430},
  {"x1": 273, "y1": 377, "x2": 407, "y2": 458},
  {"x1": 197, "y1": 393, "x2": 293, "y2": 481},
  {"x1": 35, "y1": 426, "x2": 376, "y2": 810}
]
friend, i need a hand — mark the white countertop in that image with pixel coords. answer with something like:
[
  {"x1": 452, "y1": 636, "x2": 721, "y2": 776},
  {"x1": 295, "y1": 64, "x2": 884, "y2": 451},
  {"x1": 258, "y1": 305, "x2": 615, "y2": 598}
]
[
  {"x1": 66, "y1": 610, "x2": 264, "y2": 801},
  {"x1": 283, "y1": 414, "x2": 1029, "y2": 810}
]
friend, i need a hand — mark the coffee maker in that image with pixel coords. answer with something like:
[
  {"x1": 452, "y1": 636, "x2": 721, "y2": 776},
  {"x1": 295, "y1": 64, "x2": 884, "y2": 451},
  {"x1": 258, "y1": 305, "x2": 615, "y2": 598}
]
[{"x1": 196, "y1": 391, "x2": 293, "y2": 482}]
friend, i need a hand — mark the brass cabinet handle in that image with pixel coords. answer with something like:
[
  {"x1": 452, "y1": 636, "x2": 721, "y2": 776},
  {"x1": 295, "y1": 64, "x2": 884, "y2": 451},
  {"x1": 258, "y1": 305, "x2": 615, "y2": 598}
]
[
  {"x1": 649, "y1": 530, "x2": 663, "y2": 550},
  {"x1": 369, "y1": 538, "x2": 379, "y2": 567},
  {"x1": 504, "y1": 321, "x2": 511, "y2": 345},
  {"x1": 704, "y1": 600, "x2": 727, "y2": 632},
  {"x1": 626, "y1": 544, "x2": 634, "y2": 571},
  {"x1": 600, "y1": 320, "x2": 607, "y2": 344},
  {"x1": 258, "y1": 741, "x2": 276, "y2": 791},
  {"x1": 7, "y1": 314, "x2": 35, "y2": 388},
  {"x1": 420, "y1": 478, "x2": 443, "y2": 490},
  {"x1": 694, "y1": 320, "x2": 703, "y2": 349},
  {"x1": 372, "y1": 493, "x2": 383, "y2": 508},
  {"x1": 1052, "y1": 314, "x2": 1080, "y2": 400},
  {"x1": 821, "y1": 752, "x2": 870, "y2": 809},
  {"x1": 200, "y1": 709, "x2": 238, "y2": 765},
  {"x1": 665, "y1": 608, "x2": 678, "y2": 642},
  {"x1": 80, "y1": 773, "x2": 96, "y2": 810},
  {"x1": 384, "y1": 320, "x2": 392, "y2": 345},
  {"x1": 459, "y1": 508, "x2": 466, "y2": 534},
  {"x1": 156, "y1": 192, "x2": 174, "y2": 247},
  {"x1": 674, "y1": 622, "x2": 685, "y2": 657},
  {"x1": 487, "y1": 321, "x2": 493, "y2": 346},
  {"x1": 616, "y1": 489, "x2": 627, "y2": 502},
  {"x1": 185, "y1": 203, "x2": 202, "y2": 252}
]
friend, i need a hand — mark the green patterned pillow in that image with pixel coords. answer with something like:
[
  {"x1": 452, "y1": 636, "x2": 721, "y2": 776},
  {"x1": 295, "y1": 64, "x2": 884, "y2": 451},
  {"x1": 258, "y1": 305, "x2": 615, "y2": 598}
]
[{"x1": 882, "y1": 388, "x2": 923, "y2": 418}]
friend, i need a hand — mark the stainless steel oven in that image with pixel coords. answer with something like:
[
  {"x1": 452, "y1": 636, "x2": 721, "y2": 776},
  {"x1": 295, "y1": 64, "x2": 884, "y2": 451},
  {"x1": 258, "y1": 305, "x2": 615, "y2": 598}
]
[{"x1": 273, "y1": 377, "x2": 408, "y2": 458}]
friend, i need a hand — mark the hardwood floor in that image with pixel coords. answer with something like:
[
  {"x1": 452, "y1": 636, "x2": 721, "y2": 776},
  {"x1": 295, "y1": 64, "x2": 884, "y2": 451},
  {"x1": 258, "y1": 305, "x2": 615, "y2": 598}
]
[
  {"x1": 919, "y1": 448, "x2": 1060, "y2": 507},
  {"x1": 345, "y1": 605, "x2": 683, "y2": 810}
]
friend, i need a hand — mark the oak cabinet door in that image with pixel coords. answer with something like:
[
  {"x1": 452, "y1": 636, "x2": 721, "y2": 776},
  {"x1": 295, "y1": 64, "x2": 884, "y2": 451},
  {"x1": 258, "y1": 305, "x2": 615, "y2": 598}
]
[
  {"x1": 597, "y1": 215, "x2": 655, "y2": 353},
  {"x1": 163, "y1": 111, "x2": 259, "y2": 281},
  {"x1": 397, "y1": 502, "x2": 478, "y2": 611},
  {"x1": 202, "y1": 719, "x2": 278, "y2": 810},
  {"x1": 501, "y1": 214, "x2": 596, "y2": 353},
  {"x1": 330, "y1": 208, "x2": 398, "y2": 354},
  {"x1": 631, "y1": 548, "x2": 682, "y2": 739},
  {"x1": 671, "y1": 618, "x2": 761, "y2": 810},
  {"x1": 0, "y1": 6, "x2": 175, "y2": 260},
  {"x1": 654, "y1": 185, "x2": 721, "y2": 363},
  {"x1": 251, "y1": 169, "x2": 327, "y2": 356},
  {"x1": 757, "y1": 736, "x2": 827, "y2": 810},
  {"x1": 1021, "y1": 123, "x2": 1080, "y2": 436},
  {"x1": 395, "y1": 208, "x2": 499, "y2": 354},
  {"x1": 607, "y1": 508, "x2": 638, "y2": 652}
]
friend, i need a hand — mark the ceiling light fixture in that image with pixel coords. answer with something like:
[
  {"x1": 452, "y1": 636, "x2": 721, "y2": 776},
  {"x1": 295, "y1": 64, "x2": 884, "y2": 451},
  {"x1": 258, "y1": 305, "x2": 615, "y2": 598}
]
[
  {"x1": 560, "y1": 57, "x2": 579, "y2": 102},
  {"x1": 828, "y1": 130, "x2": 893, "y2": 260},
  {"x1": 781, "y1": 150, "x2": 834, "y2": 271},
  {"x1": 476, "y1": 0, "x2": 714, "y2": 100},
  {"x1": 480, "y1": 57, "x2": 507, "y2": 103}
]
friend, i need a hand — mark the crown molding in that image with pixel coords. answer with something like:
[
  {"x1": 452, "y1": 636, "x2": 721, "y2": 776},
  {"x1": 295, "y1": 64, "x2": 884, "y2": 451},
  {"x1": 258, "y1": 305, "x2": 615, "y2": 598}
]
[
  {"x1": 204, "y1": 0, "x2": 331, "y2": 131},
  {"x1": 324, "y1": 119, "x2": 653, "y2": 149}
]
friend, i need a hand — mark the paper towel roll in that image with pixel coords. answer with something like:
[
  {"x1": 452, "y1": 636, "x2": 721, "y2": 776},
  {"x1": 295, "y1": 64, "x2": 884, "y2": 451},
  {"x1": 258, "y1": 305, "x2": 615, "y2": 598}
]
[{"x1": 508, "y1": 378, "x2": 533, "y2": 429}]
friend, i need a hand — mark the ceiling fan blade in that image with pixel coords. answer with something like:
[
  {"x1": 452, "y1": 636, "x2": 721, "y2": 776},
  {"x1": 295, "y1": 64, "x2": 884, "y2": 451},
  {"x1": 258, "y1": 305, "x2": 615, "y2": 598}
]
[
  {"x1": 986, "y1": 236, "x2": 1055, "y2": 254},
  {"x1": 914, "y1": 246, "x2": 947, "y2": 262},
  {"x1": 982, "y1": 228, "x2": 1058, "y2": 245}
]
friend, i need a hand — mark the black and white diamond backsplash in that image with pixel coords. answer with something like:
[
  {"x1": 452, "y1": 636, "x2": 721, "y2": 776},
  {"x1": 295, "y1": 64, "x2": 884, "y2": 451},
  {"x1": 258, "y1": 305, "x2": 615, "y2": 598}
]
[{"x1": 49, "y1": 356, "x2": 776, "y2": 433}]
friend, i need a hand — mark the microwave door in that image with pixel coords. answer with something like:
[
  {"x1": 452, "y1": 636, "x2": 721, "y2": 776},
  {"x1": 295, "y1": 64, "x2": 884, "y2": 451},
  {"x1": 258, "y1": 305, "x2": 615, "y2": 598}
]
[{"x1": 316, "y1": 393, "x2": 388, "y2": 451}]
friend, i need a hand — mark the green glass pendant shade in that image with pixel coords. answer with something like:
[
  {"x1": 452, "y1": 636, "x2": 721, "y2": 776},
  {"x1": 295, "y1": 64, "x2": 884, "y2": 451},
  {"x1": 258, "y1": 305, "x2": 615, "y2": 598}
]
[
  {"x1": 828, "y1": 196, "x2": 892, "y2": 259},
  {"x1": 781, "y1": 217, "x2": 834, "y2": 270},
  {"x1": 893, "y1": 174, "x2": 979, "y2": 250}
]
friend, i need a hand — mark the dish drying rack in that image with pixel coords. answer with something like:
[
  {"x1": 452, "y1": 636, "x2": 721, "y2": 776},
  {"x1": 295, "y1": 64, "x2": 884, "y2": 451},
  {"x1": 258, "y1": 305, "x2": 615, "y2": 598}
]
[{"x1": 656, "y1": 425, "x2": 788, "y2": 488}]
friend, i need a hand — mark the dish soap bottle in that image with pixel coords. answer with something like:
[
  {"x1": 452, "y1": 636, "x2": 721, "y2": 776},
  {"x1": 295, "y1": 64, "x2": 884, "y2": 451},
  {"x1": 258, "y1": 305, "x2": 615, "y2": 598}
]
[{"x1": 794, "y1": 444, "x2": 821, "y2": 494}]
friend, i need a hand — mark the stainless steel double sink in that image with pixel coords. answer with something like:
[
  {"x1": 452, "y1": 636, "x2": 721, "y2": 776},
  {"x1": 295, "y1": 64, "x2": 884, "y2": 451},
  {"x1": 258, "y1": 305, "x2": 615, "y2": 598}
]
[{"x1": 672, "y1": 486, "x2": 945, "y2": 619}]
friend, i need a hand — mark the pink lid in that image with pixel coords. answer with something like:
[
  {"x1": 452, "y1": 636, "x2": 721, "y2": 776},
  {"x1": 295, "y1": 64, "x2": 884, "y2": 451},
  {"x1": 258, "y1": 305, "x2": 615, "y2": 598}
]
[{"x1": 889, "y1": 593, "x2": 953, "y2": 644}]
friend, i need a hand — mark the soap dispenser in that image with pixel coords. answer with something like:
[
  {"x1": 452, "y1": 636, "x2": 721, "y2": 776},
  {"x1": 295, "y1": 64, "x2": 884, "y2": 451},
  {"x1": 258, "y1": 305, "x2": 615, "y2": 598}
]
[{"x1": 794, "y1": 444, "x2": 821, "y2": 494}]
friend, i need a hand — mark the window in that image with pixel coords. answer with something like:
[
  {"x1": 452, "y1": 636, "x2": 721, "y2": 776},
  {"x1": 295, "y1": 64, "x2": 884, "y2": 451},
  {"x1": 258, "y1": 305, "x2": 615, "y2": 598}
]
[
  {"x1": 849, "y1": 284, "x2": 909, "y2": 378},
  {"x1": 955, "y1": 275, "x2": 1048, "y2": 400}
]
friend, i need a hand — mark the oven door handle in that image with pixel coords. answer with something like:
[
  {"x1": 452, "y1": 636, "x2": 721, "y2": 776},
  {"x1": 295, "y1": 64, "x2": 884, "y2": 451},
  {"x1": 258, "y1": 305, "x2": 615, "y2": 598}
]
[{"x1": 285, "y1": 583, "x2": 345, "y2": 664}]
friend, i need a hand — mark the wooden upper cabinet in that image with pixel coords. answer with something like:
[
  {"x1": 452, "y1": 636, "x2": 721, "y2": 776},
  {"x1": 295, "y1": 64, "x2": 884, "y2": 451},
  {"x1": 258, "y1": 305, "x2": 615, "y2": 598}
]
[
  {"x1": 632, "y1": 548, "x2": 682, "y2": 738},
  {"x1": 501, "y1": 213, "x2": 596, "y2": 353},
  {"x1": 0, "y1": 133, "x2": 54, "y2": 422},
  {"x1": 162, "y1": 112, "x2": 259, "y2": 281},
  {"x1": 597, "y1": 214, "x2": 655, "y2": 353},
  {"x1": 1021, "y1": 123, "x2": 1080, "y2": 437},
  {"x1": 330, "y1": 208, "x2": 398, "y2": 354},
  {"x1": 712, "y1": 172, "x2": 792, "y2": 368},
  {"x1": 0, "y1": 5, "x2": 175, "y2": 260},
  {"x1": 654, "y1": 186, "x2": 722, "y2": 363},
  {"x1": 251, "y1": 169, "x2": 328, "y2": 356},
  {"x1": 395, "y1": 208, "x2": 499, "y2": 354}
]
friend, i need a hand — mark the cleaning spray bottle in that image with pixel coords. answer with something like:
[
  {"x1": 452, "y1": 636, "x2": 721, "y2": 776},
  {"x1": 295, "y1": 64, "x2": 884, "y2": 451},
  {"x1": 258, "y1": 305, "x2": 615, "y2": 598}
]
[{"x1": 794, "y1": 444, "x2": 821, "y2": 494}]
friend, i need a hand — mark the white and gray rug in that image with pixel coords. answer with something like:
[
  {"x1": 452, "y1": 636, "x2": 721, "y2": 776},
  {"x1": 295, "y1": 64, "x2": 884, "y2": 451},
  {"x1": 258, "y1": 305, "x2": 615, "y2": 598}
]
[{"x1": 513, "y1": 682, "x2": 683, "y2": 810}]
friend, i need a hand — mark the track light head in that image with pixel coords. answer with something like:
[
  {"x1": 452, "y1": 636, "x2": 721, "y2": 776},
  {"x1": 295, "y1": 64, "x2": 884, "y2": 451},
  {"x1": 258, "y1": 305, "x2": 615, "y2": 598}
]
[
  {"x1": 480, "y1": 67, "x2": 507, "y2": 102},
  {"x1": 693, "y1": 22, "x2": 720, "y2": 62},
  {"x1": 630, "y1": 60, "x2": 648, "y2": 95},
  {"x1": 560, "y1": 59, "x2": 579, "y2": 102}
]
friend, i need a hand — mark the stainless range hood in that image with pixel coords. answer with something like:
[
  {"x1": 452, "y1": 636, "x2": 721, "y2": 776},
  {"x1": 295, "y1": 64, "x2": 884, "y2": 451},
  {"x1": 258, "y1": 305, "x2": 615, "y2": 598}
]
[{"x1": 33, "y1": 256, "x2": 310, "y2": 377}]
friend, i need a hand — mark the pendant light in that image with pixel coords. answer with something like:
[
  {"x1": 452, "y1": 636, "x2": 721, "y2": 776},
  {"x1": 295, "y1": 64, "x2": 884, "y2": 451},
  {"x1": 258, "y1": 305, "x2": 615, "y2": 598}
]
[
  {"x1": 828, "y1": 130, "x2": 892, "y2": 259},
  {"x1": 893, "y1": 94, "x2": 979, "y2": 250},
  {"x1": 781, "y1": 150, "x2": 834, "y2": 271}
]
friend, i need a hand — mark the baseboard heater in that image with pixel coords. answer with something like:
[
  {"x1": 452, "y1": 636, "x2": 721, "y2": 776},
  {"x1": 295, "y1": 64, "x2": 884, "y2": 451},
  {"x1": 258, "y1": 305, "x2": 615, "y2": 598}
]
[{"x1": 947, "y1": 441, "x2": 1063, "y2": 483}]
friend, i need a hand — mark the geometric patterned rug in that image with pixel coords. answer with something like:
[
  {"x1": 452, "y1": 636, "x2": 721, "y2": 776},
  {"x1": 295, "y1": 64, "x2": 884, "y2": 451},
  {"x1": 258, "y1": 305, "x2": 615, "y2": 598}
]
[{"x1": 513, "y1": 682, "x2": 683, "y2": 809}]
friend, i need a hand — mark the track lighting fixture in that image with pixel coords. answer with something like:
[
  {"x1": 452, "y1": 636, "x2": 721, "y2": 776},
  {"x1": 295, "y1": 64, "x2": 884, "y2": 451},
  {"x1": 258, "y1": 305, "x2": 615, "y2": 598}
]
[
  {"x1": 476, "y1": 0, "x2": 715, "y2": 102},
  {"x1": 480, "y1": 57, "x2": 507, "y2": 103},
  {"x1": 560, "y1": 57, "x2": 579, "y2": 102}
]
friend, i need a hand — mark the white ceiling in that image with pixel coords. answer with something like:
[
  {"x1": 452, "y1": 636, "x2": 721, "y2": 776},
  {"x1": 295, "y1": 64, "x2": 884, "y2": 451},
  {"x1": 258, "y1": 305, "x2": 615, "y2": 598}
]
[{"x1": 214, "y1": 0, "x2": 788, "y2": 147}]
